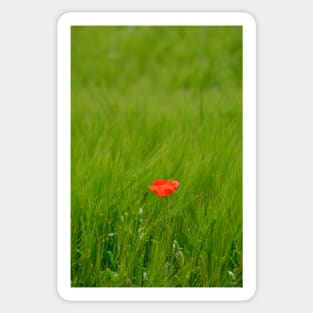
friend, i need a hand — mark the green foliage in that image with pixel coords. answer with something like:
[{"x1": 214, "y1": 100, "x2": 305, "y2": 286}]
[{"x1": 71, "y1": 26, "x2": 242, "y2": 287}]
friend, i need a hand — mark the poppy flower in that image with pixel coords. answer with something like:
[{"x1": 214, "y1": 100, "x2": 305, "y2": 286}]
[{"x1": 148, "y1": 179, "x2": 180, "y2": 197}]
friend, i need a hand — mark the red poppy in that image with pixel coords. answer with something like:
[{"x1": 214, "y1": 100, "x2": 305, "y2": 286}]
[{"x1": 148, "y1": 179, "x2": 180, "y2": 197}]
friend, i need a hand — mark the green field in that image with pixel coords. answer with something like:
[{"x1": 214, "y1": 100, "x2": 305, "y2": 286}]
[{"x1": 71, "y1": 26, "x2": 242, "y2": 287}]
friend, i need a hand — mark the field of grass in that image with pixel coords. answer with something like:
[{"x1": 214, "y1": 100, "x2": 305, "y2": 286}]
[{"x1": 71, "y1": 26, "x2": 242, "y2": 287}]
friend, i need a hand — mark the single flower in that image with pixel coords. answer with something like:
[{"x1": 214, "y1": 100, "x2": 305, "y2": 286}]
[{"x1": 148, "y1": 179, "x2": 180, "y2": 197}]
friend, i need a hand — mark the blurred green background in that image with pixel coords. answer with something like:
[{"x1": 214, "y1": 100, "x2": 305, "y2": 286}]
[{"x1": 71, "y1": 26, "x2": 242, "y2": 287}]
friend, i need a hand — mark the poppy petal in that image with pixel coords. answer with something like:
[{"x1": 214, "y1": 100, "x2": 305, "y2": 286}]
[
  {"x1": 148, "y1": 185, "x2": 161, "y2": 195},
  {"x1": 153, "y1": 179, "x2": 168, "y2": 185},
  {"x1": 163, "y1": 186, "x2": 175, "y2": 195},
  {"x1": 148, "y1": 179, "x2": 180, "y2": 197},
  {"x1": 168, "y1": 180, "x2": 180, "y2": 189}
]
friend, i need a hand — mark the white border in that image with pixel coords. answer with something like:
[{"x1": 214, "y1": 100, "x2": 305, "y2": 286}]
[{"x1": 57, "y1": 12, "x2": 256, "y2": 301}]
